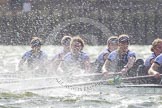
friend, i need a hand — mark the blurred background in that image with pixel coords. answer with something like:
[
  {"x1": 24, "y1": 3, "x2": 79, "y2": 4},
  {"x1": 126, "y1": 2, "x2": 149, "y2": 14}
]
[{"x1": 0, "y1": 0, "x2": 161, "y2": 45}]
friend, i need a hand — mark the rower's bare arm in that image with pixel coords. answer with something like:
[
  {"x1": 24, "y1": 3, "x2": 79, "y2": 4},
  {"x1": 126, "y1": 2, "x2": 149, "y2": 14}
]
[
  {"x1": 84, "y1": 60, "x2": 91, "y2": 72},
  {"x1": 148, "y1": 63, "x2": 160, "y2": 75},
  {"x1": 49, "y1": 53, "x2": 64, "y2": 70},
  {"x1": 18, "y1": 59, "x2": 26, "y2": 70},
  {"x1": 120, "y1": 56, "x2": 136, "y2": 74},
  {"x1": 125, "y1": 56, "x2": 136, "y2": 70},
  {"x1": 103, "y1": 59, "x2": 111, "y2": 73},
  {"x1": 56, "y1": 61, "x2": 66, "y2": 74},
  {"x1": 51, "y1": 59, "x2": 62, "y2": 70},
  {"x1": 58, "y1": 61, "x2": 64, "y2": 70}
]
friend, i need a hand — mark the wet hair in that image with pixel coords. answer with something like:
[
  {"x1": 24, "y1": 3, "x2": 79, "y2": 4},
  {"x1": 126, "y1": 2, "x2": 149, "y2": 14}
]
[
  {"x1": 61, "y1": 35, "x2": 72, "y2": 46},
  {"x1": 151, "y1": 38, "x2": 162, "y2": 52},
  {"x1": 118, "y1": 34, "x2": 130, "y2": 43},
  {"x1": 30, "y1": 37, "x2": 42, "y2": 47},
  {"x1": 70, "y1": 36, "x2": 85, "y2": 49},
  {"x1": 107, "y1": 36, "x2": 118, "y2": 45}
]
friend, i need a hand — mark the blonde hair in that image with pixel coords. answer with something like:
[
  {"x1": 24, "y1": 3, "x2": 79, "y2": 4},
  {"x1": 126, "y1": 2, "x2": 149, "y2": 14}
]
[
  {"x1": 151, "y1": 38, "x2": 162, "y2": 52},
  {"x1": 70, "y1": 36, "x2": 85, "y2": 49}
]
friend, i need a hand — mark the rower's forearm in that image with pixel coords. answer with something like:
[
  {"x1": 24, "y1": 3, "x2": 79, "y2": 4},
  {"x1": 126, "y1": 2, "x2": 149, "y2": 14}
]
[
  {"x1": 102, "y1": 64, "x2": 109, "y2": 73},
  {"x1": 84, "y1": 61, "x2": 91, "y2": 73},
  {"x1": 148, "y1": 68, "x2": 158, "y2": 75},
  {"x1": 148, "y1": 63, "x2": 160, "y2": 75},
  {"x1": 126, "y1": 57, "x2": 136, "y2": 69},
  {"x1": 18, "y1": 59, "x2": 25, "y2": 69},
  {"x1": 102, "y1": 60, "x2": 110, "y2": 72}
]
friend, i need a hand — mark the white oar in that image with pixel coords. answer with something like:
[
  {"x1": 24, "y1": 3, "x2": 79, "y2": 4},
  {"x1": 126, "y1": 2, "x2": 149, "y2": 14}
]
[
  {"x1": 17, "y1": 74, "x2": 162, "y2": 91},
  {"x1": 0, "y1": 74, "x2": 118, "y2": 92},
  {"x1": 0, "y1": 72, "x2": 122, "y2": 84},
  {"x1": 15, "y1": 79, "x2": 109, "y2": 92}
]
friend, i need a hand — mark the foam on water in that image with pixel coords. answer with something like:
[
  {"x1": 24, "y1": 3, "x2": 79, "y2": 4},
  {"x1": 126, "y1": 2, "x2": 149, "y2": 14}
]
[{"x1": 1, "y1": 45, "x2": 161, "y2": 108}]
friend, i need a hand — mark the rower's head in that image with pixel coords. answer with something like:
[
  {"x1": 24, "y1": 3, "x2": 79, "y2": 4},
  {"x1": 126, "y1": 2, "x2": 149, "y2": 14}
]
[
  {"x1": 30, "y1": 37, "x2": 42, "y2": 52},
  {"x1": 118, "y1": 34, "x2": 130, "y2": 54},
  {"x1": 61, "y1": 35, "x2": 72, "y2": 49},
  {"x1": 151, "y1": 38, "x2": 162, "y2": 55},
  {"x1": 70, "y1": 36, "x2": 84, "y2": 54},
  {"x1": 107, "y1": 36, "x2": 118, "y2": 52}
]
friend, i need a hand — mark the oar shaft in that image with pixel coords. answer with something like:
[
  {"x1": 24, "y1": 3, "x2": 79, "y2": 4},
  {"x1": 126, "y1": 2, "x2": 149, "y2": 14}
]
[
  {"x1": 117, "y1": 84, "x2": 162, "y2": 88},
  {"x1": 123, "y1": 74, "x2": 162, "y2": 81},
  {"x1": 22, "y1": 79, "x2": 111, "y2": 91},
  {"x1": 0, "y1": 72, "x2": 120, "y2": 83},
  {"x1": 12, "y1": 74, "x2": 162, "y2": 91}
]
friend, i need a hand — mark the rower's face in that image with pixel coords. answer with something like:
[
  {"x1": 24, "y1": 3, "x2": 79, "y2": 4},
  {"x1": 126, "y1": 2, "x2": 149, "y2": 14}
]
[
  {"x1": 155, "y1": 42, "x2": 162, "y2": 55},
  {"x1": 119, "y1": 42, "x2": 129, "y2": 53},
  {"x1": 32, "y1": 45, "x2": 41, "y2": 52},
  {"x1": 71, "y1": 41, "x2": 82, "y2": 54},
  {"x1": 108, "y1": 43, "x2": 118, "y2": 51},
  {"x1": 62, "y1": 39, "x2": 71, "y2": 50}
]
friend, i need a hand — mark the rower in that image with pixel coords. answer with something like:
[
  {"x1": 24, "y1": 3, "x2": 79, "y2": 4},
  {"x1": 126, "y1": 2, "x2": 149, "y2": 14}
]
[
  {"x1": 59, "y1": 36, "x2": 91, "y2": 74},
  {"x1": 144, "y1": 38, "x2": 162, "y2": 73},
  {"x1": 148, "y1": 53, "x2": 162, "y2": 83},
  {"x1": 133, "y1": 38, "x2": 162, "y2": 78},
  {"x1": 93, "y1": 36, "x2": 118, "y2": 73},
  {"x1": 103, "y1": 34, "x2": 137, "y2": 77},
  {"x1": 18, "y1": 37, "x2": 48, "y2": 72},
  {"x1": 50, "y1": 35, "x2": 72, "y2": 70}
]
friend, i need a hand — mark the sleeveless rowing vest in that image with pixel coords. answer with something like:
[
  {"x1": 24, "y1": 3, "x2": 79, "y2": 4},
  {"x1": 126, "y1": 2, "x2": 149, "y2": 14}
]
[
  {"x1": 107, "y1": 50, "x2": 136, "y2": 72},
  {"x1": 154, "y1": 54, "x2": 162, "y2": 74},
  {"x1": 143, "y1": 54, "x2": 162, "y2": 84},
  {"x1": 22, "y1": 50, "x2": 47, "y2": 69},
  {"x1": 63, "y1": 51, "x2": 89, "y2": 71},
  {"x1": 95, "y1": 48, "x2": 111, "y2": 72},
  {"x1": 144, "y1": 53, "x2": 156, "y2": 68}
]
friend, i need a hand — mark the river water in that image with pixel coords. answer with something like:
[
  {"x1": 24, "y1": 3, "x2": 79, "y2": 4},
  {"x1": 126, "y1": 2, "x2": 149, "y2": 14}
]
[{"x1": 0, "y1": 45, "x2": 162, "y2": 108}]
